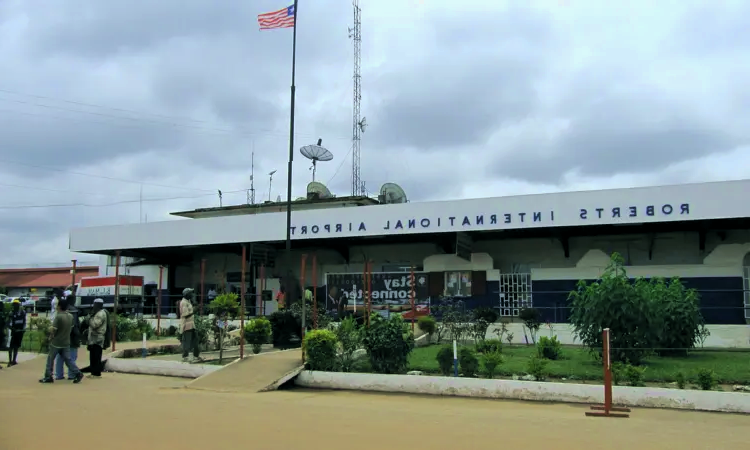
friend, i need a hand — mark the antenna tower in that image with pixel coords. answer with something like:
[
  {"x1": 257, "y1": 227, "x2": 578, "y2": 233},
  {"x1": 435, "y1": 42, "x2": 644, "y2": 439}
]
[
  {"x1": 248, "y1": 151, "x2": 256, "y2": 205},
  {"x1": 349, "y1": 0, "x2": 366, "y2": 196}
]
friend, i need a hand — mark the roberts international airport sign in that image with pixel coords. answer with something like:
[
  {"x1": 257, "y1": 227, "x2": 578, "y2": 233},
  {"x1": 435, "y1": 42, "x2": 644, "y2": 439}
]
[{"x1": 69, "y1": 180, "x2": 750, "y2": 252}]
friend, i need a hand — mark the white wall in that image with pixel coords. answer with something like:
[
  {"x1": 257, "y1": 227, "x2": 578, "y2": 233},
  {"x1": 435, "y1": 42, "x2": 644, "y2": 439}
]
[
  {"x1": 99, "y1": 255, "x2": 170, "y2": 286},
  {"x1": 165, "y1": 230, "x2": 750, "y2": 289}
]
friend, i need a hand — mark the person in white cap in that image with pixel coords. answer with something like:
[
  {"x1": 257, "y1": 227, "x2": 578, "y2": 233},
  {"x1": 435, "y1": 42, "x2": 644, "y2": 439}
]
[
  {"x1": 179, "y1": 288, "x2": 202, "y2": 362},
  {"x1": 86, "y1": 298, "x2": 108, "y2": 378}
]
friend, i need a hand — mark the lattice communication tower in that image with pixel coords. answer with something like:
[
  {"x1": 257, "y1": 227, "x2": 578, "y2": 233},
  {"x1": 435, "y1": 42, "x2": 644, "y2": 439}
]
[{"x1": 349, "y1": 0, "x2": 367, "y2": 196}]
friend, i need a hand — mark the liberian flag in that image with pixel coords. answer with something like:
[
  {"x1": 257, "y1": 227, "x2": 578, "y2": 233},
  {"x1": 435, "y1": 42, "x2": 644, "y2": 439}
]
[{"x1": 258, "y1": 4, "x2": 296, "y2": 30}]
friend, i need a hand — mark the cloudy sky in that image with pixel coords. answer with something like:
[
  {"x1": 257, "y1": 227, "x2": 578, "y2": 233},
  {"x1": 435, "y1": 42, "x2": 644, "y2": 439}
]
[{"x1": 1, "y1": 0, "x2": 749, "y2": 265}]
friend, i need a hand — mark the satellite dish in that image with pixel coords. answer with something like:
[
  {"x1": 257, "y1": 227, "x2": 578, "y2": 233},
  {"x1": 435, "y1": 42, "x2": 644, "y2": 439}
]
[
  {"x1": 307, "y1": 181, "x2": 332, "y2": 200},
  {"x1": 300, "y1": 138, "x2": 334, "y2": 182},
  {"x1": 379, "y1": 183, "x2": 408, "y2": 204}
]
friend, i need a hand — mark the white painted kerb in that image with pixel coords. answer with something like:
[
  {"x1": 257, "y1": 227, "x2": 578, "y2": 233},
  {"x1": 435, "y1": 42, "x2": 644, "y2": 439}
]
[
  {"x1": 295, "y1": 371, "x2": 750, "y2": 414},
  {"x1": 105, "y1": 358, "x2": 222, "y2": 379}
]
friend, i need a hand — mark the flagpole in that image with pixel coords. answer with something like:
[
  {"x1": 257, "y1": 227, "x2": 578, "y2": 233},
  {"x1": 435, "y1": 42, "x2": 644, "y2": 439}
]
[{"x1": 285, "y1": 0, "x2": 300, "y2": 319}]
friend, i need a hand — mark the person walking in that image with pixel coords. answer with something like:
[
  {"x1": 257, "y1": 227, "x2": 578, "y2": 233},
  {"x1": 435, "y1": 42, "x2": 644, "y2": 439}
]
[
  {"x1": 86, "y1": 298, "x2": 108, "y2": 378},
  {"x1": 179, "y1": 288, "x2": 202, "y2": 363},
  {"x1": 55, "y1": 301, "x2": 81, "y2": 380},
  {"x1": 7, "y1": 299, "x2": 26, "y2": 367},
  {"x1": 39, "y1": 298, "x2": 83, "y2": 384}
]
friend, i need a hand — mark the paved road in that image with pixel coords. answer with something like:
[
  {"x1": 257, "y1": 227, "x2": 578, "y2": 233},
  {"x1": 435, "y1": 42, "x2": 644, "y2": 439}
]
[{"x1": 0, "y1": 354, "x2": 747, "y2": 450}]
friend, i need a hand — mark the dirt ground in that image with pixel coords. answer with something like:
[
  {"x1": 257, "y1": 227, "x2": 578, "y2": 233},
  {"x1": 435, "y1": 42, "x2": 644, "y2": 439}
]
[{"x1": 1, "y1": 352, "x2": 748, "y2": 450}]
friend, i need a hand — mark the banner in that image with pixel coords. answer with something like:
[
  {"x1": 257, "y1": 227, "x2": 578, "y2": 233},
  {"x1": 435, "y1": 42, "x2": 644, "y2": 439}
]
[{"x1": 324, "y1": 271, "x2": 430, "y2": 318}]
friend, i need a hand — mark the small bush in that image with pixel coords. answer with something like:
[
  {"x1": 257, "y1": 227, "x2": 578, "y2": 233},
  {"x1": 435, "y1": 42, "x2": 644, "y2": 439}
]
[
  {"x1": 675, "y1": 372, "x2": 686, "y2": 389},
  {"x1": 481, "y1": 351, "x2": 504, "y2": 379},
  {"x1": 536, "y1": 335, "x2": 562, "y2": 360},
  {"x1": 458, "y1": 347, "x2": 479, "y2": 378},
  {"x1": 436, "y1": 345, "x2": 454, "y2": 376},
  {"x1": 336, "y1": 316, "x2": 363, "y2": 372},
  {"x1": 269, "y1": 310, "x2": 301, "y2": 348},
  {"x1": 362, "y1": 315, "x2": 414, "y2": 374},
  {"x1": 244, "y1": 317, "x2": 272, "y2": 354},
  {"x1": 696, "y1": 368, "x2": 717, "y2": 391},
  {"x1": 417, "y1": 316, "x2": 436, "y2": 337},
  {"x1": 208, "y1": 293, "x2": 240, "y2": 319},
  {"x1": 612, "y1": 362, "x2": 625, "y2": 386},
  {"x1": 303, "y1": 329, "x2": 338, "y2": 371},
  {"x1": 476, "y1": 339, "x2": 503, "y2": 354},
  {"x1": 167, "y1": 325, "x2": 177, "y2": 337},
  {"x1": 624, "y1": 364, "x2": 646, "y2": 387},
  {"x1": 526, "y1": 355, "x2": 549, "y2": 381}
]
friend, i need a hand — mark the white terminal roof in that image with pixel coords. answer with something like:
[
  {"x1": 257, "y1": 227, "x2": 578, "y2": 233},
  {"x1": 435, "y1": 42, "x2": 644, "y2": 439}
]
[{"x1": 69, "y1": 179, "x2": 750, "y2": 253}]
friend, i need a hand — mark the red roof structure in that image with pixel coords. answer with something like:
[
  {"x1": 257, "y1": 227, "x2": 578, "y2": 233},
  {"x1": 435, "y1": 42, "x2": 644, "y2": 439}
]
[{"x1": 0, "y1": 266, "x2": 98, "y2": 290}]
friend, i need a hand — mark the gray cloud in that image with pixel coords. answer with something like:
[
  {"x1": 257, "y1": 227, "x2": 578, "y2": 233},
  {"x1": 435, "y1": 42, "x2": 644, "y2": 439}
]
[{"x1": 0, "y1": 0, "x2": 750, "y2": 264}]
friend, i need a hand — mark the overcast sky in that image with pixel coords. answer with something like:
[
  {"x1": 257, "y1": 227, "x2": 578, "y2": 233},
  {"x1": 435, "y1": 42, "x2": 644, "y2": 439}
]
[{"x1": 1, "y1": 0, "x2": 749, "y2": 265}]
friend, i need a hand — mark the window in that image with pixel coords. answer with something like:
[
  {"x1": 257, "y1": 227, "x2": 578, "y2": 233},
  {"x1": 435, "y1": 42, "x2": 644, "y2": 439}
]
[
  {"x1": 444, "y1": 271, "x2": 472, "y2": 297},
  {"x1": 499, "y1": 272, "x2": 532, "y2": 317}
]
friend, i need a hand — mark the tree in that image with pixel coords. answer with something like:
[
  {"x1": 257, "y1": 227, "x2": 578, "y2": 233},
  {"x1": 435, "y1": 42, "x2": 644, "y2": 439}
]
[{"x1": 568, "y1": 253, "x2": 704, "y2": 364}]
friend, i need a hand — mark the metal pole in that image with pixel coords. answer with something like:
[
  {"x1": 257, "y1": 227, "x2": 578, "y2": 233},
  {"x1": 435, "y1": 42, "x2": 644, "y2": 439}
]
[
  {"x1": 312, "y1": 254, "x2": 318, "y2": 329},
  {"x1": 410, "y1": 265, "x2": 415, "y2": 333},
  {"x1": 157, "y1": 266, "x2": 163, "y2": 338},
  {"x1": 240, "y1": 245, "x2": 247, "y2": 359},
  {"x1": 200, "y1": 258, "x2": 206, "y2": 315},
  {"x1": 300, "y1": 254, "x2": 307, "y2": 362},
  {"x1": 366, "y1": 260, "x2": 372, "y2": 322},
  {"x1": 112, "y1": 251, "x2": 121, "y2": 352},
  {"x1": 260, "y1": 264, "x2": 266, "y2": 316},
  {"x1": 362, "y1": 260, "x2": 368, "y2": 328},
  {"x1": 284, "y1": 0, "x2": 300, "y2": 268}
]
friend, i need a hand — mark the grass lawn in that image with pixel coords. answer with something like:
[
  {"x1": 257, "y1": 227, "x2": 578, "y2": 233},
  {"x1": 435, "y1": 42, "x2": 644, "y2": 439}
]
[{"x1": 408, "y1": 344, "x2": 750, "y2": 385}]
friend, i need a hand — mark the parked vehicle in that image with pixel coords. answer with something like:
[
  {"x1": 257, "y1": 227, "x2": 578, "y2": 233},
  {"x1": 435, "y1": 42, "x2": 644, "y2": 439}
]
[{"x1": 74, "y1": 275, "x2": 145, "y2": 316}]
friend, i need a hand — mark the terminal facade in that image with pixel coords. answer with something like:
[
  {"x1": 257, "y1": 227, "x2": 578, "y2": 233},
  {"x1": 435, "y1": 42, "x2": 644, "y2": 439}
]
[{"x1": 72, "y1": 180, "x2": 750, "y2": 344}]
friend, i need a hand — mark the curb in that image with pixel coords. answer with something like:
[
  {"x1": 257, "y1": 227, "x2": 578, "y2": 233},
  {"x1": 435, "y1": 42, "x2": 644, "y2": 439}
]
[{"x1": 295, "y1": 371, "x2": 750, "y2": 414}]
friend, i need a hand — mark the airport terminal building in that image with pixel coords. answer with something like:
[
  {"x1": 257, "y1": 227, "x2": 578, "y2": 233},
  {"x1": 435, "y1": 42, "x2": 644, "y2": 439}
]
[{"x1": 69, "y1": 179, "x2": 750, "y2": 347}]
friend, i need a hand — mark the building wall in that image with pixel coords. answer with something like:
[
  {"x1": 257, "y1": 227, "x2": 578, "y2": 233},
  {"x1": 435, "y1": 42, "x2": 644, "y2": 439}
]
[{"x1": 150, "y1": 229, "x2": 749, "y2": 324}]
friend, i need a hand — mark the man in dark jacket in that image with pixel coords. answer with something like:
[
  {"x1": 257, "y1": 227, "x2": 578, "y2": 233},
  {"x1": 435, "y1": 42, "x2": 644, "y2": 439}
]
[
  {"x1": 55, "y1": 299, "x2": 81, "y2": 380},
  {"x1": 7, "y1": 299, "x2": 26, "y2": 366}
]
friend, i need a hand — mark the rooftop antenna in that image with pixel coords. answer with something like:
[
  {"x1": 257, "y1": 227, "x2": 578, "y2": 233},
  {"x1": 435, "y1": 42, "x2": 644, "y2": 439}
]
[
  {"x1": 248, "y1": 148, "x2": 256, "y2": 205},
  {"x1": 300, "y1": 138, "x2": 334, "y2": 182},
  {"x1": 218, "y1": 189, "x2": 223, "y2": 207},
  {"x1": 268, "y1": 170, "x2": 277, "y2": 202},
  {"x1": 349, "y1": 0, "x2": 366, "y2": 196}
]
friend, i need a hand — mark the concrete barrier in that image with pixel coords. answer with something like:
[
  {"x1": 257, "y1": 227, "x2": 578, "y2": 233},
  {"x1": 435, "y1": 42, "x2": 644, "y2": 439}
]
[
  {"x1": 295, "y1": 371, "x2": 750, "y2": 414},
  {"x1": 104, "y1": 357, "x2": 222, "y2": 379}
]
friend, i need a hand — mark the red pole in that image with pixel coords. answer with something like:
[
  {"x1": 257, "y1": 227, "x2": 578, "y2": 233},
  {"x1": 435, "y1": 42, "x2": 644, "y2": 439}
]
[
  {"x1": 200, "y1": 258, "x2": 206, "y2": 315},
  {"x1": 70, "y1": 259, "x2": 77, "y2": 289},
  {"x1": 157, "y1": 266, "x2": 163, "y2": 337},
  {"x1": 240, "y1": 245, "x2": 246, "y2": 359},
  {"x1": 112, "y1": 251, "x2": 121, "y2": 352},
  {"x1": 312, "y1": 254, "x2": 318, "y2": 329},
  {"x1": 410, "y1": 265, "x2": 415, "y2": 332}
]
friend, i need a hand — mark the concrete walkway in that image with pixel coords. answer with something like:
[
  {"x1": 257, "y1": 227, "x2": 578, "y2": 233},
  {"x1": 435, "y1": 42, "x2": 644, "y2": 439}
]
[{"x1": 187, "y1": 349, "x2": 303, "y2": 393}]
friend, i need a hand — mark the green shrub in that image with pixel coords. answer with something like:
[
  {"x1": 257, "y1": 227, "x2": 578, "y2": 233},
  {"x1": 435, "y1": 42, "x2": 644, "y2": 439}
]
[
  {"x1": 29, "y1": 317, "x2": 51, "y2": 352},
  {"x1": 612, "y1": 362, "x2": 625, "y2": 386},
  {"x1": 335, "y1": 316, "x2": 363, "y2": 372},
  {"x1": 537, "y1": 335, "x2": 562, "y2": 360},
  {"x1": 519, "y1": 307, "x2": 541, "y2": 344},
  {"x1": 458, "y1": 347, "x2": 479, "y2": 377},
  {"x1": 675, "y1": 372, "x2": 686, "y2": 389},
  {"x1": 268, "y1": 310, "x2": 301, "y2": 348},
  {"x1": 696, "y1": 368, "x2": 717, "y2": 391},
  {"x1": 476, "y1": 338, "x2": 503, "y2": 354},
  {"x1": 481, "y1": 351, "x2": 504, "y2": 379},
  {"x1": 526, "y1": 355, "x2": 549, "y2": 381},
  {"x1": 208, "y1": 293, "x2": 240, "y2": 319},
  {"x1": 436, "y1": 345, "x2": 454, "y2": 376},
  {"x1": 303, "y1": 329, "x2": 338, "y2": 371},
  {"x1": 166, "y1": 325, "x2": 177, "y2": 336},
  {"x1": 569, "y1": 253, "x2": 704, "y2": 364},
  {"x1": 244, "y1": 317, "x2": 272, "y2": 354},
  {"x1": 417, "y1": 316, "x2": 436, "y2": 337},
  {"x1": 624, "y1": 364, "x2": 646, "y2": 387},
  {"x1": 362, "y1": 314, "x2": 414, "y2": 374}
]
